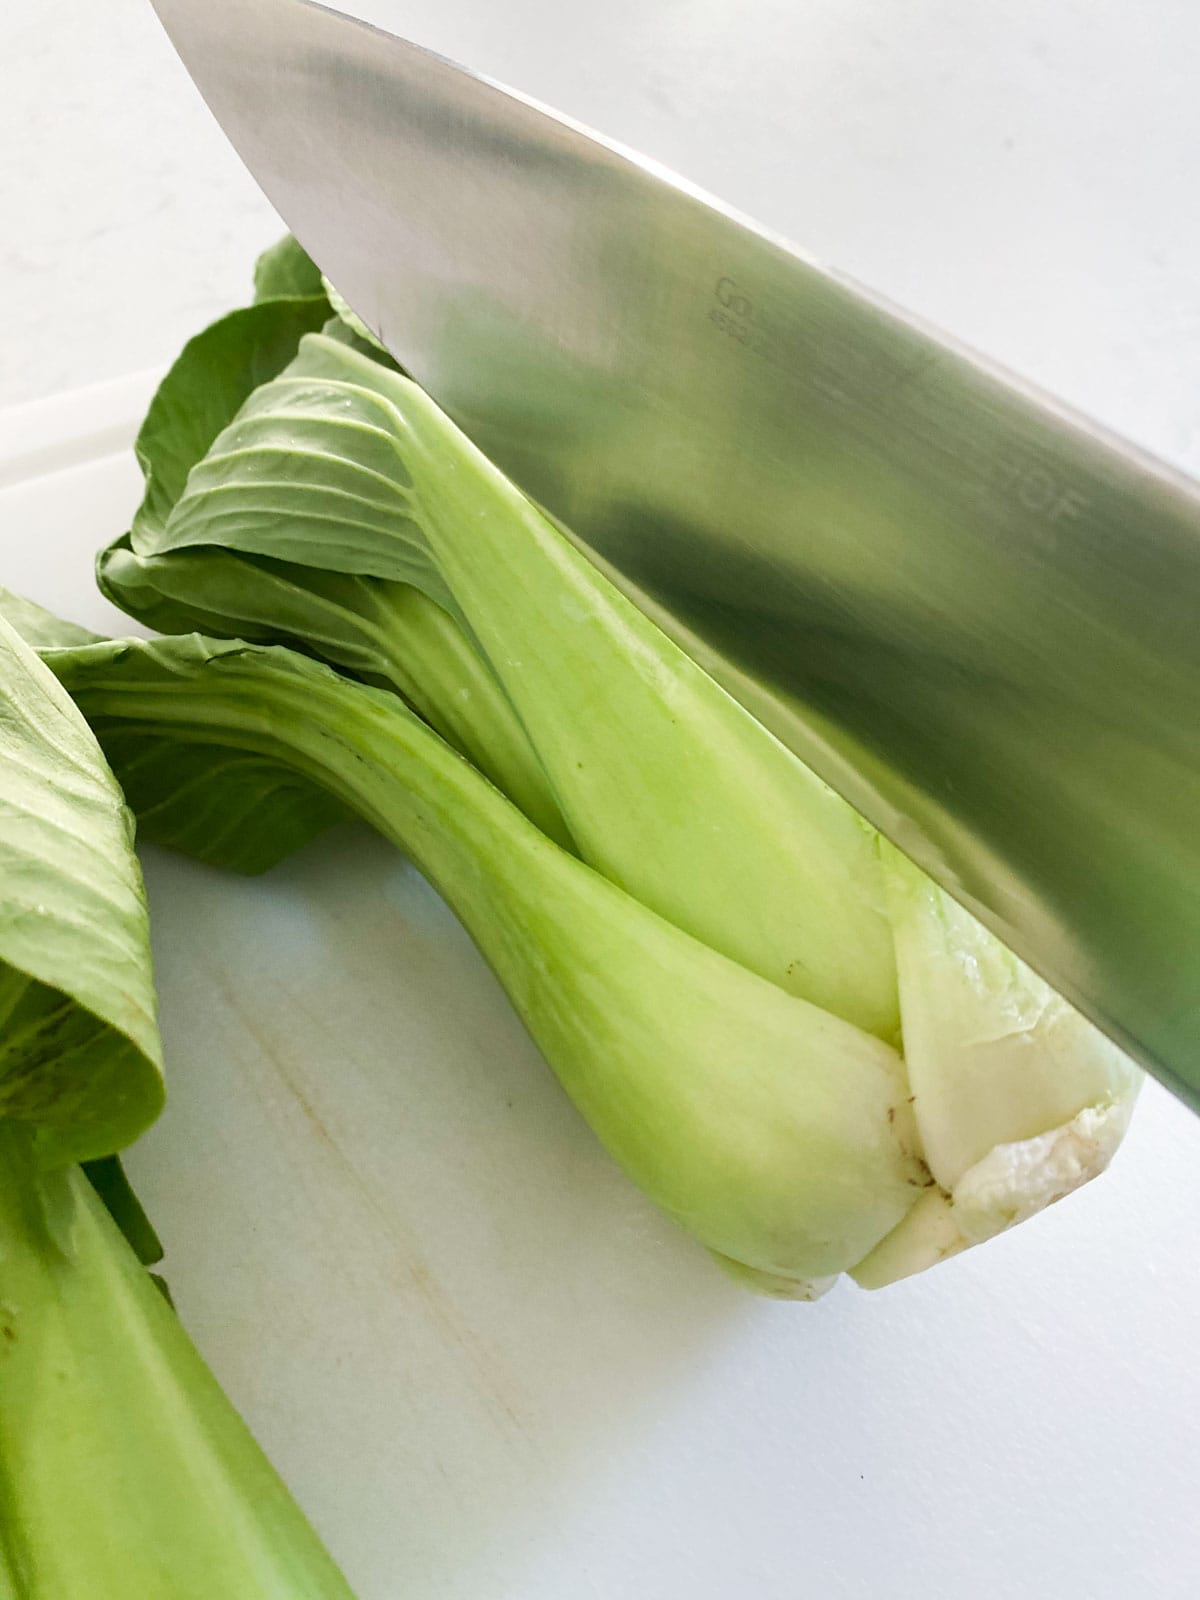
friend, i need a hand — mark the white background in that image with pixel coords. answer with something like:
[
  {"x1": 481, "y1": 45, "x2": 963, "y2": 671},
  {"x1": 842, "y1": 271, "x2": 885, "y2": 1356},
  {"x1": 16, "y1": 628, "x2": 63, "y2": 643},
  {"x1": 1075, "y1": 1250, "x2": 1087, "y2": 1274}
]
[{"x1": 3, "y1": 3, "x2": 1200, "y2": 1597}]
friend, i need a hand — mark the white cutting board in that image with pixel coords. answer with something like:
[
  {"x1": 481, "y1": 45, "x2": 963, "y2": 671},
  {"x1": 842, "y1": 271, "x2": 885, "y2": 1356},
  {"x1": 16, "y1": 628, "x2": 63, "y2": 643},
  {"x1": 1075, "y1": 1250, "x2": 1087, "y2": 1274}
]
[{"x1": 2, "y1": 378, "x2": 1200, "y2": 1599}]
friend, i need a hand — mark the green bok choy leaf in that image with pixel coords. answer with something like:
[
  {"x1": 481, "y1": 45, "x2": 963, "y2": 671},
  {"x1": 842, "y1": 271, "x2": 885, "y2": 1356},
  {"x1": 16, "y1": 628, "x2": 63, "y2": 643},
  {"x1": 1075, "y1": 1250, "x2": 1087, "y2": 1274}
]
[
  {"x1": 0, "y1": 613, "x2": 355, "y2": 1596},
  {"x1": 99, "y1": 257, "x2": 567, "y2": 850}
]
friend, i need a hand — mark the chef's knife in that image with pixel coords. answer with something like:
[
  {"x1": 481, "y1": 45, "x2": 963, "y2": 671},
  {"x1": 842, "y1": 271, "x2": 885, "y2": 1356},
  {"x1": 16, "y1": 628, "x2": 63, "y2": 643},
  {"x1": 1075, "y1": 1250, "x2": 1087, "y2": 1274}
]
[{"x1": 150, "y1": 0, "x2": 1200, "y2": 1106}]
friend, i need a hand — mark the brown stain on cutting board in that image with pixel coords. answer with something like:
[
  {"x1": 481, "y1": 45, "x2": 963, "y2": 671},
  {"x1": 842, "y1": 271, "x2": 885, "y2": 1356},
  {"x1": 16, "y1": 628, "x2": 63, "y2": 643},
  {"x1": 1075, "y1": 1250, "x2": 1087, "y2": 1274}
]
[{"x1": 203, "y1": 961, "x2": 532, "y2": 1444}]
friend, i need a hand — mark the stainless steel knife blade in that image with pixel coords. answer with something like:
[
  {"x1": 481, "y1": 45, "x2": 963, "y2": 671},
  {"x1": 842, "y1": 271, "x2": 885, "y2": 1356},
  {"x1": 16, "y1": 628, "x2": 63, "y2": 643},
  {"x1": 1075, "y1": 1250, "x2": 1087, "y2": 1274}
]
[{"x1": 151, "y1": 0, "x2": 1200, "y2": 1105}]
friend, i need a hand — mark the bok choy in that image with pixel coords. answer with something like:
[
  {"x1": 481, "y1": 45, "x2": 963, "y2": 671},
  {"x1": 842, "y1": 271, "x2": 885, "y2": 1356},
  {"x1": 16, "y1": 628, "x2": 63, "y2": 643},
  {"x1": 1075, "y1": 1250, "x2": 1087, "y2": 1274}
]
[
  {"x1": 22, "y1": 622, "x2": 921, "y2": 1294},
  {"x1": 87, "y1": 240, "x2": 1139, "y2": 1294},
  {"x1": 0, "y1": 612, "x2": 355, "y2": 1596}
]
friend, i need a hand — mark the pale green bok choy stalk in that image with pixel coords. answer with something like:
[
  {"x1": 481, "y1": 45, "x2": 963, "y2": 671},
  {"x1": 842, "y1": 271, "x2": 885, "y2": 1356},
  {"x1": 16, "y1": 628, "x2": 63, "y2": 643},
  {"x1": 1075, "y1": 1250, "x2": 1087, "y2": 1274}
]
[
  {"x1": 0, "y1": 612, "x2": 356, "y2": 1597},
  {"x1": 95, "y1": 240, "x2": 1140, "y2": 1290}
]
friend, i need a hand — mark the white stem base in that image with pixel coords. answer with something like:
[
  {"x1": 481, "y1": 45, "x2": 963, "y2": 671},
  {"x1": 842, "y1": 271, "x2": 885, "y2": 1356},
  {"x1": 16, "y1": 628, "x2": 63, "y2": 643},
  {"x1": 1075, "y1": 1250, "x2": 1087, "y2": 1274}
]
[{"x1": 850, "y1": 1097, "x2": 1136, "y2": 1290}]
